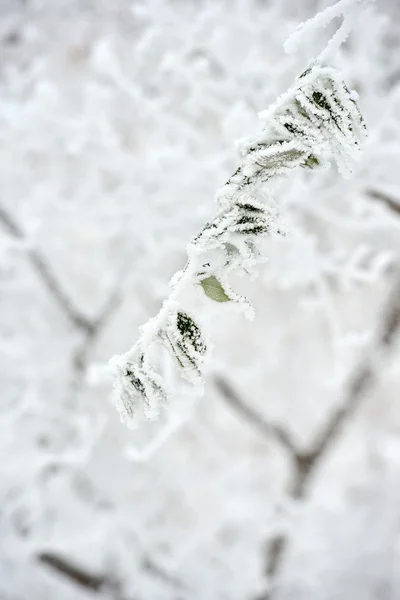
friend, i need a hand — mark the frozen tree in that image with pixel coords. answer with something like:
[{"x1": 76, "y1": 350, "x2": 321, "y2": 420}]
[{"x1": 1, "y1": 1, "x2": 400, "y2": 599}]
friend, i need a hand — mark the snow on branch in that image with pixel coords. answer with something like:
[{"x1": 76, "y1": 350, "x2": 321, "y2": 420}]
[
  {"x1": 284, "y1": 0, "x2": 376, "y2": 63},
  {"x1": 110, "y1": 63, "x2": 367, "y2": 429}
]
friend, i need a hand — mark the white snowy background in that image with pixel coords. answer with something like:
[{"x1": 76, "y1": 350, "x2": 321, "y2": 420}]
[{"x1": 1, "y1": 1, "x2": 400, "y2": 599}]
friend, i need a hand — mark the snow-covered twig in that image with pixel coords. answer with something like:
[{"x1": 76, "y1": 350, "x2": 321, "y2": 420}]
[
  {"x1": 219, "y1": 271, "x2": 400, "y2": 599},
  {"x1": 284, "y1": 0, "x2": 376, "y2": 63},
  {"x1": 110, "y1": 64, "x2": 367, "y2": 428},
  {"x1": 0, "y1": 205, "x2": 94, "y2": 333}
]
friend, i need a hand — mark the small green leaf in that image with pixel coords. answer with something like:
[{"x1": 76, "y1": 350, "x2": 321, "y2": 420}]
[
  {"x1": 302, "y1": 154, "x2": 320, "y2": 169},
  {"x1": 200, "y1": 276, "x2": 232, "y2": 303}
]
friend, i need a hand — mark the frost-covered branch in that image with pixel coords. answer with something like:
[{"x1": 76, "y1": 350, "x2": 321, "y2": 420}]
[
  {"x1": 218, "y1": 271, "x2": 400, "y2": 493},
  {"x1": 68, "y1": 282, "x2": 122, "y2": 403},
  {"x1": 111, "y1": 64, "x2": 366, "y2": 428},
  {"x1": 214, "y1": 375, "x2": 298, "y2": 457},
  {"x1": 264, "y1": 272, "x2": 400, "y2": 598},
  {"x1": 0, "y1": 203, "x2": 124, "y2": 405},
  {"x1": 221, "y1": 272, "x2": 400, "y2": 600},
  {"x1": 0, "y1": 205, "x2": 94, "y2": 333},
  {"x1": 285, "y1": 0, "x2": 375, "y2": 63}
]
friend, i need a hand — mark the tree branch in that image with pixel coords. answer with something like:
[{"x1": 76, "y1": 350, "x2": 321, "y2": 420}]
[
  {"x1": 38, "y1": 550, "x2": 185, "y2": 597},
  {"x1": 366, "y1": 188, "x2": 400, "y2": 217},
  {"x1": 0, "y1": 205, "x2": 94, "y2": 333},
  {"x1": 303, "y1": 273, "x2": 400, "y2": 486},
  {"x1": 216, "y1": 274, "x2": 400, "y2": 600},
  {"x1": 37, "y1": 552, "x2": 107, "y2": 592},
  {"x1": 214, "y1": 376, "x2": 298, "y2": 458},
  {"x1": 0, "y1": 204, "x2": 126, "y2": 405},
  {"x1": 69, "y1": 282, "x2": 122, "y2": 402}
]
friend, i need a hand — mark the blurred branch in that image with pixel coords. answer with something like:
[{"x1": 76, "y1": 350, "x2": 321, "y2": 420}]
[
  {"x1": 141, "y1": 555, "x2": 187, "y2": 590},
  {"x1": 0, "y1": 204, "x2": 125, "y2": 403},
  {"x1": 305, "y1": 273, "x2": 400, "y2": 479},
  {"x1": 38, "y1": 550, "x2": 185, "y2": 597},
  {"x1": 214, "y1": 376, "x2": 298, "y2": 457},
  {"x1": 0, "y1": 205, "x2": 94, "y2": 333},
  {"x1": 217, "y1": 273, "x2": 400, "y2": 600},
  {"x1": 69, "y1": 283, "x2": 122, "y2": 402},
  {"x1": 366, "y1": 188, "x2": 400, "y2": 216},
  {"x1": 37, "y1": 552, "x2": 107, "y2": 592}
]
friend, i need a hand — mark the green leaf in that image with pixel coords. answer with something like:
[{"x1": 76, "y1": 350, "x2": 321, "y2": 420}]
[
  {"x1": 302, "y1": 154, "x2": 320, "y2": 169},
  {"x1": 200, "y1": 276, "x2": 232, "y2": 303}
]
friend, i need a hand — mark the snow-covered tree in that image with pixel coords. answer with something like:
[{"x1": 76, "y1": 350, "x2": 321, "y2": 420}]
[{"x1": 1, "y1": 1, "x2": 400, "y2": 599}]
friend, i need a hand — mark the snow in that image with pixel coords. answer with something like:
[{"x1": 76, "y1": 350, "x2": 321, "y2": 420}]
[{"x1": 0, "y1": 0, "x2": 400, "y2": 599}]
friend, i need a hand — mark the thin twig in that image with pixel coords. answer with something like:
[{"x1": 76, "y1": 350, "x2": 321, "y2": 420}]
[
  {"x1": 214, "y1": 376, "x2": 298, "y2": 457},
  {"x1": 305, "y1": 273, "x2": 400, "y2": 484},
  {"x1": 141, "y1": 555, "x2": 187, "y2": 590},
  {"x1": 68, "y1": 282, "x2": 123, "y2": 402},
  {"x1": 0, "y1": 204, "x2": 125, "y2": 403},
  {"x1": 38, "y1": 550, "x2": 185, "y2": 597},
  {"x1": 37, "y1": 552, "x2": 107, "y2": 592},
  {"x1": 366, "y1": 188, "x2": 400, "y2": 216},
  {"x1": 0, "y1": 205, "x2": 94, "y2": 333},
  {"x1": 217, "y1": 273, "x2": 400, "y2": 599}
]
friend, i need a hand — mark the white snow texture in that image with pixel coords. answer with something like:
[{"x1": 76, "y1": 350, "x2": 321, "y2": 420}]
[{"x1": 0, "y1": 1, "x2": 400, "y2": 600}]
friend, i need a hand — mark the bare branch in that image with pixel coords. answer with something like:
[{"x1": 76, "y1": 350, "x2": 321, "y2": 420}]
[
  {"x1": 214, "y1": 375, "x2": 298, "y2": 458},
  {"x1": 38, "y1": 550, "x2": 185, "y2": 597},
  {"x1": 0, "y1": 205, "x2": 94, "y2": 333},
  {"x1": 68, "y1": 282, "x2": 123, "y2": 403},
  {"x1": 218, "y1": 275, "x2": 400, "y2": 600},
  {"x1": 366, "y1": 188, "x2": 400, "y2": 217},
  {"x1": 265, "y1": 535, "x2": 287, "y2": 578},
  {"x1": 37, "y1": 552, "x2": 106, "y2": 592},
  {"x1": 141, "y1": 555, "x2": 187, "y2": 590},
  {"x1": 305, "y1": 273, "x2": 400, "y2": 483},
  {"x1": 0, "y1": 204, "x2": 126, "y2": 404},
  {"x1": 378, "y1": 275, "x2": 400, "y2": 347}
]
